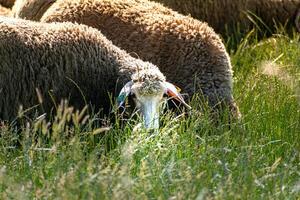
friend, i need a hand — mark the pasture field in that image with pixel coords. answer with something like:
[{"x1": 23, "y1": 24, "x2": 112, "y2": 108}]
[{"x1": 0, "y1": 29, "x2": 299, "y2": 199}]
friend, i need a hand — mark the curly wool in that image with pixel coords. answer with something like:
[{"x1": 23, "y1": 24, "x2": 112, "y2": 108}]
[
  {"x1": 13, "y1": 0, "x2": 300, "y2": 38},
  {"x1": 40, "y1": 0, "x2": 240, "y2": 118},
  {"x1": 0, "y1": 16, "x2": 164, "y2": 120},
  {"x1": 131, "y1": 66, "x2": 166, "y2": 96},
  {"x1": 155, "y1": 0, "x2": 300, "y2": 35}
]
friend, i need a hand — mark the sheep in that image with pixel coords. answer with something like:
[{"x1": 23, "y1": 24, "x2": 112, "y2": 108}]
[
  {"x1": 155, "y1": 0, "x2": 300, "y2": 36},
  {"x1": 0, "y1": 16, "x2": 188, "y2": 129},
  {"x1": 12, "y1": 0, "x2": 56, "y2": 21},
  {"x1": 0, "y1": 4, "x2": 11, "y2": 16},
  {"x1": 0, "y1": 0, "x2": 14, "y2": 8},
  {"x1": 12, "y1": 0, "x2": 300, "y2": 39},
  {"x1": 38, "y1": 0, "x2": 241, "y2": 119}
]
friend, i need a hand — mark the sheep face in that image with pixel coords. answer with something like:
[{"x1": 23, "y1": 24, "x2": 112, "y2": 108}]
[
  {"x1": 117, "y1": 64, "x2": 190, "y2": 130},
  {"x1": 131, "y1": 80, "x2": 165, "y2": 129},
  {"x1": 118, "y1": 79, "x2": 190, "y2": 130}
]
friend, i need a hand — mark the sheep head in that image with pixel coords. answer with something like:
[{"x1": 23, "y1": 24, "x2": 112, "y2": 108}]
[{"x1": 117, "y1": 67, "x2": 190, "y2": 130}]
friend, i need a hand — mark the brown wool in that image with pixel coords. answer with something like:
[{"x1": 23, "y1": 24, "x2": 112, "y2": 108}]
[
  {"x1": 0, "y1": 0, "x2": 14, "y2": 8},
  {"x1": 37, "y1": 0, "x2": 241, "y2": 118},
  {"x1": 0, "y1": 16, "x2": 165, "y2": 120},
  {"x1": 12, "y1": 0, "x2": 55, "y2": 21},
  {"x1": 155, "y1": 0, "x2": 300, "y2": 35}
]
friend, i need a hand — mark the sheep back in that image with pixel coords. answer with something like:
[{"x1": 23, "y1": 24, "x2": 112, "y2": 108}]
[
  {"x1": 0, "y1": 16, "x2": 137, "y2": 120},
  {"x1": 0, "y1": 0, "x2": 14, "y2": 8},
  {"x1": 41, "y1": 0, "x2": 240, "y2": 118},
  {"x1": 154, "y1": 0, "x2": 300, "y2": 36}
]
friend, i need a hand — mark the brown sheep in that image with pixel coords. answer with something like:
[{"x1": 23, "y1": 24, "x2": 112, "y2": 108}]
[
  {"x1": 39, "y1": 0, "x2": 241, "y2": 119},
  {"x1": 0, "y1": 0, "x2": 14, "y2": 8},
  {"x1": 155, "y1": 0, "x2": 300, "y2": 36},
  {"x1": 0, "y1": 16, "x2": 188, "y2": 128},
  {"x1": 12, "y1": 0, "x2": 300, "y2": 37}
]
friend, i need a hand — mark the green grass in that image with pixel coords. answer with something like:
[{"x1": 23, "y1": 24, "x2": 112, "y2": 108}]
[{"x1": 0, "y1": 31, "x2": 299, "y2": 199}]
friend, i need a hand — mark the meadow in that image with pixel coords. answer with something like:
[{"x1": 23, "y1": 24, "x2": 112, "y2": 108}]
[{"x1": 0, "y1": 28, "x2": 299, "y2": 199}]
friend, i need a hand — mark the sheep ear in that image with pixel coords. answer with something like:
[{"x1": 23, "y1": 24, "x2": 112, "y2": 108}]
[
  {"x1": 117, "y1": 81, "x2": 133, "y2": 108},
  {"x1": 163, "y1": 82, "x2": 191, "y2": 109}
]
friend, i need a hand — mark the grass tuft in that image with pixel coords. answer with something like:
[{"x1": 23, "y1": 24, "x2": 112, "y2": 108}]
[{"x1": 0, "y1": 30, "x2": 299, "y2": 199}]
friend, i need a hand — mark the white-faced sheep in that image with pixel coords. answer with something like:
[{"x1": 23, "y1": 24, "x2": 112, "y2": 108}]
[
  {"x1": 0, "y1": 16, "x2": 188, "y2": 129},
  {"x1": 38, "y1": 0, "x2": 241, "y2": 119},
  {"x1": 155, "y1": 0, "x2": 300, "y2": 36}
]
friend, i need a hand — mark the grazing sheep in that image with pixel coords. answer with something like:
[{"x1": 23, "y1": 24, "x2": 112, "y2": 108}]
[
  {"x1": 0, "y1": 4, "x2": 10, "y2": 16},
  {"x1": 12, "y1": 0, "x2": 300, "y2": 38},
  {"x1": 155, "y1": 0, "x2": 300, "y2": 36},
  {"x1": 0, "y1": 16, "x2": 188, "y2": 128},
  {"x1": 39, "y1": 0, "x2": 241, "y2": 119},
  {"x1": 0, "y1": 0, "x2": 14, "y2": 8},
  {"x1": 12, "y1": 0, "x2": 55, "y2": 21}
]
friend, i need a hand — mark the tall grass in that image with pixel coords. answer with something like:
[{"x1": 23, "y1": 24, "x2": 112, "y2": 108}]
[{"x1": 0, "y1": 31, "x2": 299, "y2": 199}]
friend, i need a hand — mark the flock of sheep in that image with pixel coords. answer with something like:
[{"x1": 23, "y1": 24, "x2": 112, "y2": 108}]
[
  {"x1": 2, "y1": 0, "x2": 295, "y2": 129},
  {"x1": 156, "y1": 0, "x2": 300, "y2": 35}
]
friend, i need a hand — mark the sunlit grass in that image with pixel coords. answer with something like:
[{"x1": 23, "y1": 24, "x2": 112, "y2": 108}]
[{"x1": 0, "y1": 31, "x2": 299, "y2": 199}]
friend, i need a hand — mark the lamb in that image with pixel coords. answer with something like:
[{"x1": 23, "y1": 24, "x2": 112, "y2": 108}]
[
  {"x1": 0, "y1": 4, "x2": 10, "y2": 16},
  {"x1": 38, "y1": 0, "x2": 240, "y2": 119},
  {"x1": 155, "y1": 0, "x2": 300, "y2": 36},
  {"x1": 0, "y1": 16, "x2": 188, "y2": 129},
  {"x1": 0, "y1": 0, "x2": 14, "y2": 8},
  {"x1": 12, "y1": 0, "x2": 55, "y2": 21}
]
